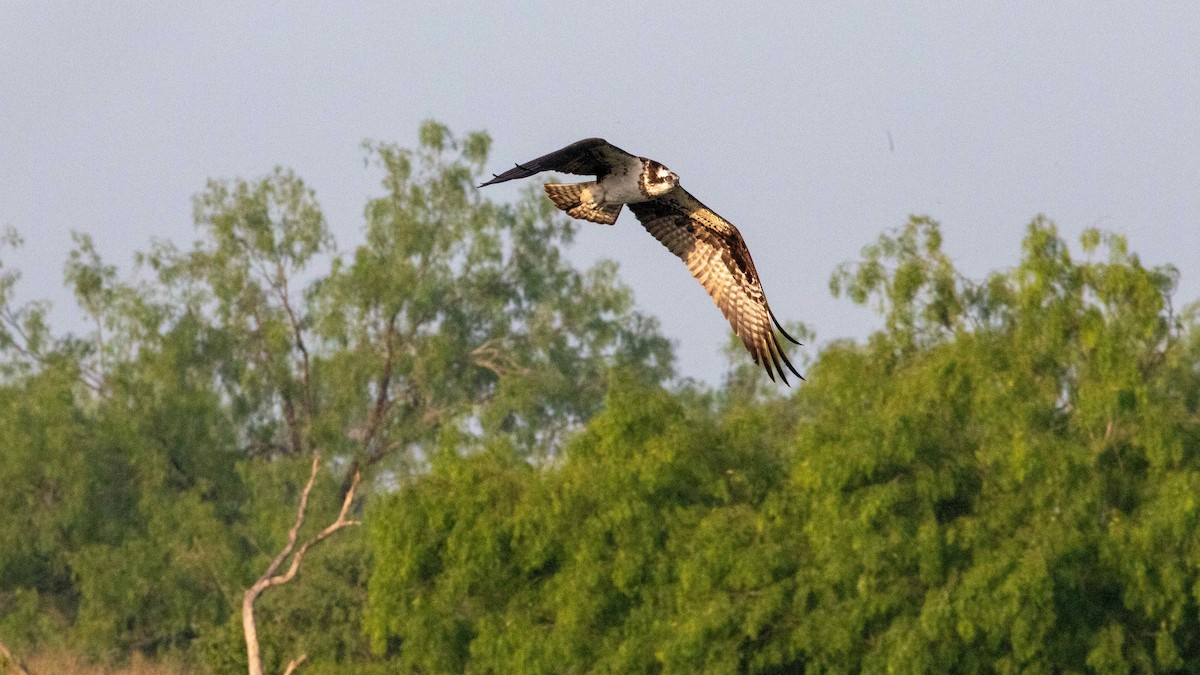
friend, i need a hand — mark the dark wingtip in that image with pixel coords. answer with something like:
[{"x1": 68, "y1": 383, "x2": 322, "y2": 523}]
[
  {"x1": 766, "y1": 338, "x2": 789, "y2": 387},
  {"x1": 760, "y1": 353, "x2": 776, "y2": 383},
  {"x1": 783, "y1": 358, "x2": 805, "y2": 383},
  {"x1": 762, "y1": 330, "x2": 805, "y2": 386},
  {"x1": 777, "y1": 338, "x2": 804, "y2": 383},
  {"x1": 770, "y1": 309, "x2": 803, "y2": 346}
]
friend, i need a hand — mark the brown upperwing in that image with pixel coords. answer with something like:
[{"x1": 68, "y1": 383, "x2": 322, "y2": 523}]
[{"x1": 627, "y1": 189, "x2": 803, "y2": 384}]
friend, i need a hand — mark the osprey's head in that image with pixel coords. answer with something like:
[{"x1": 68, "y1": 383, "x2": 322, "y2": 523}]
[{"x1": 642, "y1": 160, "x2": 680, "y2": 197}]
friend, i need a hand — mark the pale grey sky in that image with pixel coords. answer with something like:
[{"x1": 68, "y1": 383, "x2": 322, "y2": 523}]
[{"x1": 3, "y1": 3, "x2": 1198, "y2": 382}]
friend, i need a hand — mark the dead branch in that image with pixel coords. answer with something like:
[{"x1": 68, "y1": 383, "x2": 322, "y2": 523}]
[
  {"x1": 242, "y1": 454, "x2": 362, "y2": 675},
  {"x1": 282, "y1": 653, "x2": 307, "y2": 675},
  {"x1": 0, "y1": 639, "x2": 30, "y2": 675}
]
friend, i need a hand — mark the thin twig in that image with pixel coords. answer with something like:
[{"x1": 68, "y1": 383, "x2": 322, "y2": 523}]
[
  {"x1": 282, "y1": 652, "x2": 307, "y2": 675},
  {"x1": 275, "y1": 258, "x2": 314, "y2": 421}
]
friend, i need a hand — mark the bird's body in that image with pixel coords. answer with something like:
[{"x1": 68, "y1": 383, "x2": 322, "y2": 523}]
[
  {"x1": 581, "y1": 157, "x2": 649, "y2": 204},
  {"x1": 480, "y1": 138, "x2": 803, "y2": 384}
]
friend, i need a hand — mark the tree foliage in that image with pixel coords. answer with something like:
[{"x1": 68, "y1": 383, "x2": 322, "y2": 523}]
[
  {"x1": 3, "y1": 125, "x2": 1200, "y2": 673},
  {"x1": 369, "y1": 216, "x2": 1200, "y2": 673},
  {"x1": 0, "y1": 121, "x2": 671, "y2": 671}
]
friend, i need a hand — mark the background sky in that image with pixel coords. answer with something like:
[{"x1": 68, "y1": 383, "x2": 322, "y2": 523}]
[{"x1": 3, "y1": 3, "x2": 1198, "y2": 383}]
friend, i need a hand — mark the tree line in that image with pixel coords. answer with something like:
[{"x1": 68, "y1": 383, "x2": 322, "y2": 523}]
[{"x1": 2, "y1": 123, "x2": 1199, "y2": 673}]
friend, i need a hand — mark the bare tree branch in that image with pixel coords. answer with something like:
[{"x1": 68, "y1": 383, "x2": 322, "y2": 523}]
[
  {"x1": 268, "y1": 453, "x2": 320, "y2": 580},
  {"x1": 282, "y1": 653, "x2": 307, "y2": 675},
  {"x1": 242, "y1": 454, "x2": 362, "y2": 675},
  {"x1": 0, "y1": 638, "x2": 30, "y2": 675}
]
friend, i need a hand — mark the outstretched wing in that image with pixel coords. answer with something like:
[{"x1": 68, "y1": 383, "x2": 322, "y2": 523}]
[
  {"x1": 628, "y1": 189, "x2": 804, "y2": 384},
  {"x1": 479, "y1": 138, "x2": 640, "y2": 187}
]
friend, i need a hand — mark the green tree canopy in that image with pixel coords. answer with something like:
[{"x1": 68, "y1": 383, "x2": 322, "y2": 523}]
[
  {"x1": 0, "y1": 122, "x2": 673, "y2": 671},
  {"x1": 4, "y1": 125, "x2": 1200, "y2": 673},
  {"x1": 368, "y1": 216, "x2": 1200, "y2": 673}
]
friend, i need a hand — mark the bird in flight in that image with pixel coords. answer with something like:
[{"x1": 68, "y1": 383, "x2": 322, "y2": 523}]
[{"x1": 480, "y1": 138, "x2": 803, "y2": 384}]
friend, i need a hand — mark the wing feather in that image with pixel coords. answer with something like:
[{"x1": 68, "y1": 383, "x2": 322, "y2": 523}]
[
  {"x1": 479, "y1": 138, "x2": 639, "y2": 187},
  {"x1": 629, "y1": 189, "x2": 803, "y2": 384}
]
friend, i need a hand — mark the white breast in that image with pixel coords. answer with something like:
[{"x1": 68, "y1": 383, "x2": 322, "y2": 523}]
[{"x1": 597, "y1": 160, "x2": 649, "y2": 204}]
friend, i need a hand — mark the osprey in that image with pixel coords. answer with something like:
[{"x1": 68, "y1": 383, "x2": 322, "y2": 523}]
[{"x1": 480, "y1": 138, "x2": 803, "y2": 384}]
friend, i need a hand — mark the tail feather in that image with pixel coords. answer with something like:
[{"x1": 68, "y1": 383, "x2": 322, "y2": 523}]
[{"x1": 544, "y1": 183, "x2": 622, "y2": 225}]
